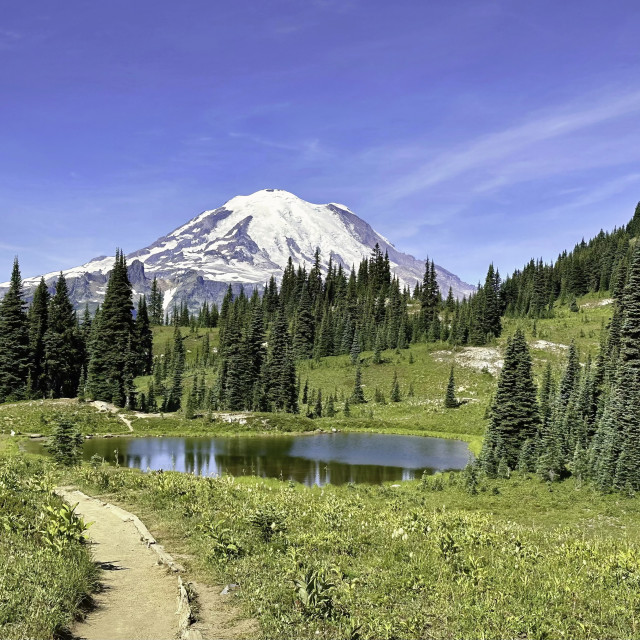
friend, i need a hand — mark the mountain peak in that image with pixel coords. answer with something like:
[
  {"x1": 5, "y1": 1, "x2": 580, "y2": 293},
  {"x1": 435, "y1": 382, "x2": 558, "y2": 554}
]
[{"x1": 1, "y1": 190, "x2": 475, "y2": 311}]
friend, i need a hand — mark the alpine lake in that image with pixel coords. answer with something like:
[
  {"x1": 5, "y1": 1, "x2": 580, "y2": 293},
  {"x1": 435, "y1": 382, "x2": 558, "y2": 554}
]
[{"x1": 28, "y1": 432, "x2": 470, "y2": 487}]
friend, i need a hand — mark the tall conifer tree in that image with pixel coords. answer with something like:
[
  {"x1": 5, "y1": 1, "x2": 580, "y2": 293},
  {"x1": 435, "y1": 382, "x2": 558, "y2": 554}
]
[
  {"x1": 87, "y1": 250, "x2": 136, "y2": 406},
  {"x1": 44, "y1": 273, "x2": 82, "y2": 397},
  {"x1": 0, "y1": 259, "x2": 30, "y2": 401}
]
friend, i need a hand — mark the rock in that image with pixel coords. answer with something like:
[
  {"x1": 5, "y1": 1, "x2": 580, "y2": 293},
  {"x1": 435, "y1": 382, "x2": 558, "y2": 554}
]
[{"x1": 220, "y1": 583, "x2": 239, "y2": 595}]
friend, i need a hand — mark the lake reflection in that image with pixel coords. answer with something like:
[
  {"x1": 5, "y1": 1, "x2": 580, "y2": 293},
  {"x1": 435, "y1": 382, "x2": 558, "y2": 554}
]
[{"x1": 72, "y1": 433, "x2": 470, "y2": 487}]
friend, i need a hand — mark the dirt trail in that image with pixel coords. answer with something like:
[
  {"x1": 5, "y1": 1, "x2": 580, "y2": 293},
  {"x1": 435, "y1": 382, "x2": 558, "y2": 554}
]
[
  {"x1": 58, "y1": 489, "x2": 179, "y2": 640},
  {"x1": 91, "y1": 401, "x2": 133, "y2": 432},
  {"x1": 58, "y1": 489, "x2": 258, "y2": 640}
]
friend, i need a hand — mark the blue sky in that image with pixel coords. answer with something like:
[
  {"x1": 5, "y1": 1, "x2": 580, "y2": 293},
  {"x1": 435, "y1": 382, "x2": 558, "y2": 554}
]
[{"x1": 1, "y1": 0, "x2": 640, "y2": 285}]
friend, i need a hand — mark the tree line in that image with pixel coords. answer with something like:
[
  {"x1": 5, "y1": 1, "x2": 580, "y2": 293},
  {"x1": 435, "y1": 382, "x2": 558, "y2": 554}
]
[
  {"x1": 478, "y1": 238, "x2": 640, "y2": 492},
  {"x1": 0, "y1": 250, "x2": 152, "y2": 407}
]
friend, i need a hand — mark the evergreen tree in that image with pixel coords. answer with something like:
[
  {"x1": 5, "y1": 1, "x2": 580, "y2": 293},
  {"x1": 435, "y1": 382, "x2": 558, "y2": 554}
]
[
  {"x1": 87, "y1": 250, "x2": 136, "y2": 406},
  {"x1": 0, "y1": 258, "x2": 30, "y2": 401},
  {"x1": 608, "y1": 244, "x2": 640, "y2": 490},
  {"x1": 135, "y1": 296, "x2": 153, "y2": 375},
  {"x1": 350, "y1": 365, "x2": 366, "y2": 404},
  {"x1": 147, "y1": 380, "x2": 158, "y2": 412},
  {"x1": 444, "y1": 366, "x2": 457, "y2": 408},
  {"x1": 293, "y1": 283, "x2": 315, "y2": 359},
  {"x1": 47, "y1": 413, "x2": 83, "y2": 466},
  {"x1": 420, "y1": 259, "x2": 441, "y2": 337},
  {"x1": 263, "y1": 309, "x2": 297, "y2": 412},
  {"x1": 44, "y1": 273, "x2": 82, "y2": 398},
  {"x1": 77, "y1": 366, "x2": 87, "y2": 402},
  {"x1": 390, "y1": 371, "x2": 401, "y2": 402},
  {"x1": 149, "y1": 276, "x2": 164, "y2": 325},
  {"x1": 372, "y1": 330, "x2": 383, "y2": 364},
  {"x1": 538, "y1": 362, "x2": 554, "y2": 432},
  {"x1": 28, "y1": 278, "x2": 50, "y2": 396},
  {"x1": 350, "y1": 333, "x2": 361, "y2": 365},
  {"x1": 166, "y1": 324, "x2": 185, "y2": 411},
  {"x1": 479, "y1": 329, "x2": 539, "y2": 471},
  {"x1": 314, "y1": 389, "x2": 323, "y2": 418},
  {"x1": 326, "y1": 394, "x2": 336, "y2": 417},
  {"x1": 559, "y1": 341, "x2": 580, "y2": 407}
]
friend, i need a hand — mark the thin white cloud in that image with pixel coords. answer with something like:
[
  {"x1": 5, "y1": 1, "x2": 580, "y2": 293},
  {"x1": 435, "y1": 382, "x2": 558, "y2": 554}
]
[
  {"x1": 0, "y1": 28, "x2": 22, "y2": 50},
  {"x1": 380, "y1": 88, "x2": 640, "y2": 203}
]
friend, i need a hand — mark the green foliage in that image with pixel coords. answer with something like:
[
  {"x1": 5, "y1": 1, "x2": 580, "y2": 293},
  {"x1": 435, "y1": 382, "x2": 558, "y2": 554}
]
[
  {"x1": 0, "y1": 453, "x2": 97, "y2": 639},
  {"x1": 479, "y1": 329, "x2": 539, "y2": 472},
  {"x1": 0, "y1": 259, "x2": 29, "y2": 402},
  {"x1": 389, "y1": 371, "x2": 401, "y2": 403},
  {"x1": 87, "y1": 250, "x2": 141, "y2": 407},
  {"x1": 248, "y1": 506, "x2": 287, "y2": 541},
  {"x1": 44, "y1": 273, "x2": 83, "y2": 398},
  {"x1": 350, "y1": 365, "x2": 365, "y2": 404},
  {"x1": 47, "y1": 413, "x2": 84, "y2": 466},
  {"x1": 40, "y1": 502, "x2": 91, "y2": 552},
  {"x1": 444, "y1": 366, "x2": 457, "y2": 408},
  {"x1": 201, "y1": 520, "x2": 243, "y2": 561},
  {"x1": 293, "y1": 568, "x2": 335, "y2": 619}
]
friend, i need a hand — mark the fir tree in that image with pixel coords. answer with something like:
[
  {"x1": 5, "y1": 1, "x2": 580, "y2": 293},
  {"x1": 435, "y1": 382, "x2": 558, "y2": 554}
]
[
  {"x1": 326, "y1": 395, "x2": 336, "y2": 417},
  {"x1": 166, "y1": 324, "x2": 185, "y2": 411},
  {"x1": 350, "y1": 365, "x2": 366, "y2": 404},
  {"x1": 390, "y1": 371, "x2": 401, "y2": 402},
  {"x1": 44, "y1": 273, "x2": 82, "y2": 398},
  {"x1": 479, "y1": 329, "x2": 539, "y2": 471},
  {"x1": 444, "y1": 366, "x2": 457, "y2": 408},
  {"x1": 314, "y1": 389, "x2": 323, "y2": 418},
  {"x1": 149, "y1": 276, "x2": 164, "y2": 325},
  {"x1": 77, "y1": 366, "x2": 87, "y2": 402},
  {"x1": 0, "y1": 258, "x2": 30, "y2": 401},
  {"x1": 263, "y1": 309, "x2": 298, "y2": 412},
  {"x1": 350, "y1": 333, "x2": 361, "y2": 365},
  {"x1": 293, "y1": 283, "x2": 315, "y2": 359},
  {"x1": 135, "y1": 296, "x2": 153, "y2": 375},
  {"x1": 47, "y1": 413, "x2": 83, "y2": 466},
  {"x1": 372, "y1": 330, "x2": 383, "y2": 364},
  {"x1": 28, "y1": 277, "x2": 50, "y2": 396},
  {"x1": 87, "y1": 250, "x2": 136, "y2": 406}
]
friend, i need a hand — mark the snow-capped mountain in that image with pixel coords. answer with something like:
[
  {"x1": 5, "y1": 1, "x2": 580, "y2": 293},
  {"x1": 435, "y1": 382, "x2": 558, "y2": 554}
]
[{"x1": 1, "y1": 189, "x2": 474, "y2": 311}]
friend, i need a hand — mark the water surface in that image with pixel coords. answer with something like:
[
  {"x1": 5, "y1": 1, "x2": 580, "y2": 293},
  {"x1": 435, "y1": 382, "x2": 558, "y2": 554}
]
[{"x1": 30, "y1": 432, "x2": 470, "y2": 487}]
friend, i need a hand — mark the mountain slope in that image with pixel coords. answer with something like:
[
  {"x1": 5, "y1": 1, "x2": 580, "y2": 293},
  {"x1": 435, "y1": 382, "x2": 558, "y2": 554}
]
[{"x1": 1, "y1": 189, "x2": 474, "y2": 310}]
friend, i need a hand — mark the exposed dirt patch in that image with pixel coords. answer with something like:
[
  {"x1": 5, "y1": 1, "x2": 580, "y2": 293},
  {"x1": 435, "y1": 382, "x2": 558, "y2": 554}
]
[
  {"x1": 581, "y1": 298, "x2": 614, "y2": 308},
  {"x1": 91, "y1": 401, "x2": 133, "y2": 432},
  {"x1": 532, "y1": 340, "x2": 569, "y2": 352},
  {"x1": 433, "y1": 347, "x2": 503, "y2": 376},
  {"x1": 189, "y1": 582, "x2": 258, "y2": 639}
]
